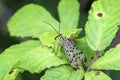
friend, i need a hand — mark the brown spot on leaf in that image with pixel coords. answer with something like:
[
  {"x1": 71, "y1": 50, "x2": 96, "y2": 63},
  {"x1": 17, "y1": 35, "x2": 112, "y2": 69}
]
[
  {"x1": 95, "y1": 71, "x2": 100, "y2": 76},
  {"x1": 9, "y1": 70, "x2": 14, "y2": 74},
  {"x1": 97, "y1": 13, "x2": 103, "y2": 17}
]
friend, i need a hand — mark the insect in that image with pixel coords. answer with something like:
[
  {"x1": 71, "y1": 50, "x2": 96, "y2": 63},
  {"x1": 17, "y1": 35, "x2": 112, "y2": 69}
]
[
  {"x1": 57, "y1": 34, "x2": 86, "y2": 70},
  {"x1": 43, "y1": 21, "x2": 86, "y2": 70}
]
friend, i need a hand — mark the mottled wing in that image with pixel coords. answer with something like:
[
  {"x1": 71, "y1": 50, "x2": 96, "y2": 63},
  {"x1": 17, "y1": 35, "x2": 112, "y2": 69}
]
[
  {"x1": 73, "y1": 47, "x2": 86, "y2": 62},
  {"x1": 68, "y1": 39, "x2": 86, "y2": 62},
  {"x1": 60, "y1": 37, "x2": 78, "y2": 70}
]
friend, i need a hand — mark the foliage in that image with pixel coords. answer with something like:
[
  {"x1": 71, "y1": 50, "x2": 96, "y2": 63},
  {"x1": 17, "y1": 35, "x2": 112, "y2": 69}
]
[{"x1": 0, "y1": 0, "x2": 120, "y2": 80}]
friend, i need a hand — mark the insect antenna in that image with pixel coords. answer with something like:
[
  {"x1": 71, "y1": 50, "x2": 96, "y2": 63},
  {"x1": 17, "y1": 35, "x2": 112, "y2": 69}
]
[
  {"x1": 58, "y1": 22, "x2": 61, "y2": 35},
  {"x1": 42, "y1": 21, "x2": 59, "y2": 34},
  {"x1": 42, "y1": 21, "x2": 59, "y2": 55},
  {"x1": 54, "y1": 22, "x2": 62, "y2": 39}
]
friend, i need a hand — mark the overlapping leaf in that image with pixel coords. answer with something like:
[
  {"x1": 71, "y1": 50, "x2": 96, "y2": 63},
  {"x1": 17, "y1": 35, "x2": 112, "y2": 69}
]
[
  {"x1": 41, "y1": 65, "x2": 84, "y2": 80},
  {"x1": 0, "y1": 40, "x2": 66, "y2": 80},
  {"x1": 92, "y1": 44, "x2": 120, "y2": 70},
  {"x1": 85, "y1": 71, "x2": 112, "y2": 80},
  {"x1": 7, "y1": 4, "x2": 59, "y2": 38},
  {"x1": 85, "y1": 0, "x2": 120, "y2": 51},
  {"x1": 58, "y1": 0, "x2": 80, "y2": 36},
  {"x1": 7, "y1": 4, "x2": 59, "y2": 46},
  {"x1": 8, "y1": 0, "x2": 81, "y2": 47}
]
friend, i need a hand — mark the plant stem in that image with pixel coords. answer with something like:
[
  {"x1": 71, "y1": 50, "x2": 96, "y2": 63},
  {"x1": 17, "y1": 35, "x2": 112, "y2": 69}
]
[{"x1": 86, "y1": 51, "x2": 99, "y2": 72}]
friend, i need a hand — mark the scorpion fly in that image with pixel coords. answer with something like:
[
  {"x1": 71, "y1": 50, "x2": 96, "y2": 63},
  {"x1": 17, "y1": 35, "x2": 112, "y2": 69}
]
[{"x1": 43, "y1": 21, "x2": 86, "y2": 70}]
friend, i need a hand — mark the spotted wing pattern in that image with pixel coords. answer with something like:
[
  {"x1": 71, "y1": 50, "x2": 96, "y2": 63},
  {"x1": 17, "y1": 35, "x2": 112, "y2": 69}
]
[{"x1": 59, "y1": 35, "x2": 86, "y2": 70}]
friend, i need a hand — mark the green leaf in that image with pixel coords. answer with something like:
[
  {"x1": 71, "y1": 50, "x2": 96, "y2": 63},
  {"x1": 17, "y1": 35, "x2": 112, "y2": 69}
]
[
  {"x1": 3, "y1": 69, "x2": 22, "y2": 80},
  {"x1": 7, "y1": 4, "x2": 59, "y2": 46},
  {"x1": 92, "y1": 44, "x2": 120, "y2": 70},
  {"x1": 85, "y1": 0, "x2": 120, "y2": 51},
  {"x1": 0, "y1": 40, "x2": 66, "y2": 80},
  {"x1": 58, "y1": 0, "x2": 80, "y2": 36},
  {"x1": 75, "y1": 37, "x2": 96, "y2": 66},
  {"x1": 40, "y1": 32, "x2": 57, "y2": 47},
  {"x1": 85, "y1": 71, "x2": 112, "y2": 80},
  {"x1": 69, "y1": 28, "x2": 82, "y2": 39},
  {"x1": 41, "y1": 65, "x2": 84, "y2": 80}
]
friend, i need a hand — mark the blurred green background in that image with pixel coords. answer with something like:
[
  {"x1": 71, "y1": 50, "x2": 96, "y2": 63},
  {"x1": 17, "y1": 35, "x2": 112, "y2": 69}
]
[{"x1": 0, "y1": 0, "x2": 120, "y2": 80}]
